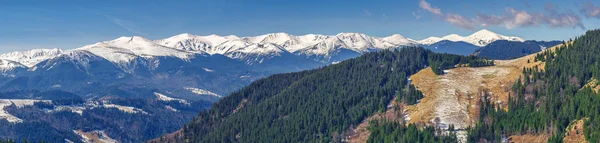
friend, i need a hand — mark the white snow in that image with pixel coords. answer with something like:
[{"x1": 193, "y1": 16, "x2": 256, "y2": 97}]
[
  {"x1": 417, "y1": 29, "x2": 525, "y2": 47},
  {"x1": 102, "y1": 103, "x2": 148, "y2": 114},
  {"x1": 539, "y1": 45, "x2": 548, "y2": 51},
  {"x1": 0, "y1": 99, "x2": 51, "y2": 123},
  {"x1": 442, "y1": 34, "x2": 467, "y2": 42},
  {"x1": 466, "y1": 29, "x2": 524, "y2": 46},
  {"x1": 0, "y1": 100, "x2": 22, "y2": 123},
  {"x1": 0, "y1": 59, "x2": 26, "y2": 72},
  {"x1": 185, "y1": 87, "x2": 222, "y2": 98},
  {"x1": 73, "y1": 130, "x2": 90, "y2": 143},
  {"x1": 77, "y1": 36, "x2": 194, "y2": 69},
  {"x1": 53, "y1": 105, "x2": 86, "y2": 115},
  {"x1": 165, "y1": 105, "x2": 178, "y2": 112},
  {"x1": 0, "y1": 48, "x2": 64, "y2": 67},
  {"x1": 382, "y1": 34, "x2": 418, "y2": 46},
  {"x1": 154, "y1": 92, "x2": 189, "y2": 105},
  {"x1": 418, "y1": 37, "x2": 445, "y2": 45},
  {"x1": 202, "y1": 68, "x2": 214, "y2": 72},
  {"x1": 75, "y1": 130, "x2": 118, "y2": 143},
  {"x1": 155, "y1": 33, "x2": 239, "y2": 54},
  {"x1": 0, "y1": 29, "x2": 526, "y2": 70}
]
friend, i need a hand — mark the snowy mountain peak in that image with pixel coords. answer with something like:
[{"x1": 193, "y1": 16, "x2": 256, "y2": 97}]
[
  {"x1": 78, "y1": 36, "x2": 194, "y2": 68},
  {"x1": 257, "y1": 32, "x2": 297, "y2": 45},
  {"x1": 442, "y1": 34, "x2": 466, "y2": 42},
  {"x1": 109, "y1": 36, "x2": 153, "y2": 44},
  {"x1": 382, "y1": 34, "x2": 417, "y2": 46},
  {"x1": 385, "y1": 34, "x2": 406, "y2": 39},
  {"x1": 415, "y1": 29, "x2": 525, "y2": 46},
  {"x1": 0, "y1": 29, "x2": 530, "y2": 73},
  {"x1": 467, "y1": 29, "x2": 525, "y2": 46},
  {"x1": 172, "y1": 33, "x2": 197, "y2": 39},
  {"x1": 334, "y1": 33, "x2": 377, "y2": 51},
  {"x1": 335, "y1": 32, "x2": 370, "y2": 38},
  {"x1": 418, "y1": 37, "x2": 444, "y2": 45},
  {"x1": 223, "y1": 35, "x2": 240, "y2": 40},
  {"x1": 0, "y1": 48, "x2": 65, "y2": 67},
  {"x1": 0, "y1": 59, "x2": 26, "y2": 72},
  {"x1": 470, "y1": 29, "x2": 497, "y2": 36}
]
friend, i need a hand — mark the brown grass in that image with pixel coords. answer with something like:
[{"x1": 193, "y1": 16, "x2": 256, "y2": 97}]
[
  {"x1": 343, "y1": 42, "x2": 572, "y2": 143},
  {"x1": 146, "y1": 129, "x2": 184, "y2": 143},
  {"x1": 583, "y1": 78, "x2": 600, "y2": 93},
  {"x1": 406, "y1": 68, "x2": 439, "y2": 125},
  {"x1": 76, "y1": 130, "x2": 119, "y2": 143},
  {"x1": 509, "y1": 134, "x2": 549, "y2": 143},
  {"x1": 346, "y1": 97, "x2": 407, "y2": 143},
  {"x1": 564, "y1": 119, "x2": 588, "y2": 143}
]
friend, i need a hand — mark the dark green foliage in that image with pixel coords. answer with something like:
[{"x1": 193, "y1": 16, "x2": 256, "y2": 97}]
[
  {"x1": 367, "y1": 120, "x2": 457, "y2": 143},
  {"x1": 475, "y1": 40, "x2": 562, "y2": 60},
  {"x1": 429, "y1": 54, "x2": 494, "y2": 75},
  {"x1": 467, "y1": 29, "x2": 600, "y2": 143},
  {"x1": 0, "y1": 139, "x2": 16, "y2": 143},
  {"x1": 398, "y1": 84, "x2": 423, "y2": 105},
  {"x1": 181, "y1": 47, "x2": 493, "y2": 142}
]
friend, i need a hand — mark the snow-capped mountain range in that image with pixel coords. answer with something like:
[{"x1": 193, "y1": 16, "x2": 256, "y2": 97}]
[
  {"x1": 0, "y1": 29, "x2": 522, "y2": 72},
  {"x1": 418, "y1": 29, "x2": 525, "y2": 46}
]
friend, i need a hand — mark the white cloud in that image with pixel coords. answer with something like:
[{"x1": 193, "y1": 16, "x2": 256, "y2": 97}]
[
  {"x1": 476, "y1": 8, "x2": 584, "y2": 29},
  {"x1": 364, "y1": 9, "x2": 372, "y2": 16},
  {"x1": 445, "y1": 13, "x2": 477, "y2": 30},
  {"x1": 416, "y1": 0, "x2": 585, "y2": 30},
  {"x1": 581, "y1": 1, "x2": 600, "y2": 18},
  {"x1": 419, "y1": 0, "x2": 443, "y2": 16}
]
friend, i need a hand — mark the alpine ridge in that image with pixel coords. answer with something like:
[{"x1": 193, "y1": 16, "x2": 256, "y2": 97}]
[
  {"x1": 0, "y1": 29, "x2": 535, "y2": 102},
  {"x1": 0, "y1": 29, "x2": 524, "y2": 71},
  {"x1": 419, "y1": 29, "x2": 525, "y2": 46}
]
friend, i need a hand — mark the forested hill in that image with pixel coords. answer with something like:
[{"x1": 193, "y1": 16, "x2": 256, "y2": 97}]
[
  {"x1": 474, "y1": 40, "x2": 561, "y2": 60},
  {"x1": 152, "y1": 47, "x2": 493, "y2": 143},
  {"x1": 468, "y1": 29, "x2": 600, "y2": 142}
]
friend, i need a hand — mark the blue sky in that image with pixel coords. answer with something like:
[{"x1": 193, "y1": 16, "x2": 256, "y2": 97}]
[{"x1": 1, "y1": 0, "x2": 599, "y2": 53}]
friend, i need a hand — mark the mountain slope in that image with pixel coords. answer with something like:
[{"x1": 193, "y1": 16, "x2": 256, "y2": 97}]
[
  {"x1": 0, "y1": 48, "x2": 64, "y2": 67},
  {"x1": 418, "y1": 29, "x2": 524, "y2": 47},
  {"x1": 466, "y1": 29, "x2": 524, "y2": 46},
  {"x1": 154, "y1": 33, "x2": 238, "y2": 54},
  {"x1": 468, "y1": 29, "x2": 600, "y2": 143},
  {"x1": 167, "y1": 47, "x2": 494, "y2": 143},
  {"x1": 416, "y1": 29, "x2": 525, "y2": 55},
  {"x1": 78, "y1": 36, "x2": 195, "y2": 70},
  {"x1": 422, "y1": 40, "x2": 480, "y2": 55},
  {"x1": 0, "y1": 29, "x2": 524, "y2": 73},
  {"x1": 474, "y1": 40, "x2": 562, "y2": 60}
]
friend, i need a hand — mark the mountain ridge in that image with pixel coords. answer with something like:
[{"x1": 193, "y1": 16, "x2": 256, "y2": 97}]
[{"x1": 0, "y1": 29, "x2": 525, "y2": 71}]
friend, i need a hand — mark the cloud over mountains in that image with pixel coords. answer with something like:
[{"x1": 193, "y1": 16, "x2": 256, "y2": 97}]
[{"x1": 418, "y1": 0, "x2": 589, "y2": 30}]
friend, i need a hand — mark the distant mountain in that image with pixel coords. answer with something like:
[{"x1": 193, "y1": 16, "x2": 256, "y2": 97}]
[
  {"x1": 0, "y1": 30, "x2": 534, "y2": 101},
  {"x1": 416, "y1": 29, "x2": 524, "y2": 55},
  {"x1": 0, "y1": 29, "x2": 550, "y2": 143},
  {"x1": 168, "y1": 47, "x2": 494, "y2": 143},
  {"x1": 421, "y1": 40, "x2": 480, "y2": 55},
  {"x1": 474, "y1": 40, "x2": 562, "y2": 60},
  {"x1": 418, "y1": 29, "x2": 525, "y2": 47}
]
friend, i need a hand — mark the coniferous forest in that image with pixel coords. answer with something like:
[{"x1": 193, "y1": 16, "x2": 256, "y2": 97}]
[
  {"x1": 175, "y1": 47, "x2": 492, "y2": 142},
  {"x1": 467, "y1": 30, "x2": 600, "y2": 143}
]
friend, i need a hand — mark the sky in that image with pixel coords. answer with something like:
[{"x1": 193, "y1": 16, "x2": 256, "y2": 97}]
[{"x1": 1, "y1": 0, "x2": 600, "y2": 53}]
